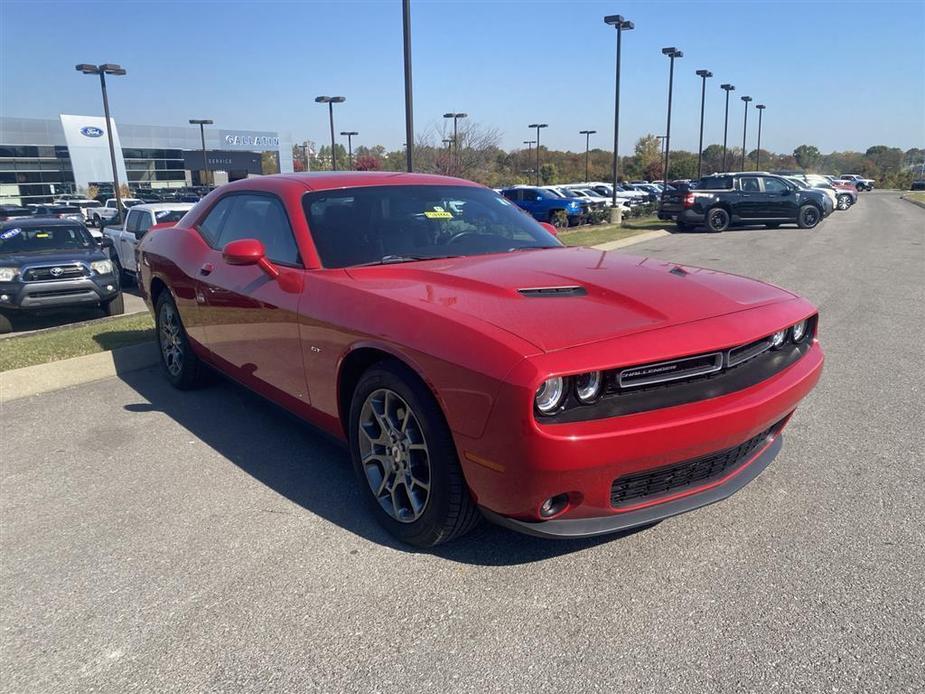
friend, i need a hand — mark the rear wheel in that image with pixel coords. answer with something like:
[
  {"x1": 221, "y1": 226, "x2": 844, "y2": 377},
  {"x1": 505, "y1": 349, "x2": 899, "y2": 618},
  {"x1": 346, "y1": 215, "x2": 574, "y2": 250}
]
[
  {"x1": 349, "y1": 360, "x2": 480, "y2": 547},
  {"x1": 155, "y1": 291, "x2": 205, "y2": 389},
  {"x1": 706, "y1": 207, "x2": 730, "y2": 232},
  {"x1": 798, "y1": 204, "x2": 821, "y2": 229}
]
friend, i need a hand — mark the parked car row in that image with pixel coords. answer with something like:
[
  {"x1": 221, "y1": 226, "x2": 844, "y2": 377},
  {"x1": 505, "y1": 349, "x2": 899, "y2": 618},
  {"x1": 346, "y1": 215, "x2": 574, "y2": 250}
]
[{"x1": 498, "y1": 181, "x2": 655, "y2": 227}]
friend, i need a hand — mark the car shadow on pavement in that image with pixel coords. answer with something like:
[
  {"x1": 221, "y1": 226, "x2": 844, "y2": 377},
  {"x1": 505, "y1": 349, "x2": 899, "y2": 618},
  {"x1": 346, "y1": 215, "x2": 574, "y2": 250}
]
[{"x1": 118, "y1": 366, "x2": 642, "y2": 566}]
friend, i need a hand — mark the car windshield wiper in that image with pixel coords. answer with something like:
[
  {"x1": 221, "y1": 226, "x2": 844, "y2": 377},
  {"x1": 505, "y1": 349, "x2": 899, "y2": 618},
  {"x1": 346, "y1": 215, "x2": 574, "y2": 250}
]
[
  {"x1": 353, "y1": 253, "x2": 463, "y2": 267},
  {"x1": 506, "y1": 245, "x2": 560, "y2": 253}
]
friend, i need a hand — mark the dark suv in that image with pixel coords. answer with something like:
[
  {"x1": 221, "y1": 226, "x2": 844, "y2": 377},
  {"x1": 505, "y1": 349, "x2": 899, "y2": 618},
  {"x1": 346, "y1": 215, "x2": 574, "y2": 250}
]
[
  {"x1": 0, "y1": 218, "x2": 123, "y2": 332},
  {"x1": 659, "y1": 173, "x2": 831, "y2": 232}
]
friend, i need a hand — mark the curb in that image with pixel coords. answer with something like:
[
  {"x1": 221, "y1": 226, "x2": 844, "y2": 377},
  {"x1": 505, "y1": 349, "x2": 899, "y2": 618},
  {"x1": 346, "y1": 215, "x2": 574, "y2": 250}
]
[
  {"x1": 0, "y1": 341, "x2": 158, "y2": 404},
  {"x1": 592, "y1": 229, "x2": 671, "y2": 251},
  {"x1": 900, "y1": 195, "x2": 925, "y2": 211}
]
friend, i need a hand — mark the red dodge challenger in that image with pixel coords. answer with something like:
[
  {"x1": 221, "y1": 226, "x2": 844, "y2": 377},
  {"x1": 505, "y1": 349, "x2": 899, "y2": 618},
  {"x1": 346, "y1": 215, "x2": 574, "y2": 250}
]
[{"x1": 138, "y1": 172, "x2": 823, "y2": 547}]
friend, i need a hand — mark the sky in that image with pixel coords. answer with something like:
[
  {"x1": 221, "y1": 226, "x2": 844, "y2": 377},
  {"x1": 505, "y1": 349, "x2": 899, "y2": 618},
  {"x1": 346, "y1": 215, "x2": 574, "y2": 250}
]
[{"x1": 1, "y1": 0, "x2": 923, "y2": 156}]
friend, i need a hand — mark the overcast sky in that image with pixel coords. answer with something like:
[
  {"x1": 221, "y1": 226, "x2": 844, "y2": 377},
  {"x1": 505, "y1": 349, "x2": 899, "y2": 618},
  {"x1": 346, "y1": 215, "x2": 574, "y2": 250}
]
[{"x1": 1, "y1": 0, "x2": 923, "y2": 155}]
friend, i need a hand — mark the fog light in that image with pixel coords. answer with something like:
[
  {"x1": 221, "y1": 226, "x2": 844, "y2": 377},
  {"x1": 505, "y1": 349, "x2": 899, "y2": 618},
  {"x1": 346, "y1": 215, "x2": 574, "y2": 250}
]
[
  {"x1": 106, "y1": 285, "x2": 114, "y2": 291},
  {"x1": 539, "y1": 493, "x2": 569, "y2": 519},
  {"x1": 770, "y1": 329, "x2": 786, "y2": 348},
  {"x1": 0, "y1": 294, "x2": 8, "y2": 302}
]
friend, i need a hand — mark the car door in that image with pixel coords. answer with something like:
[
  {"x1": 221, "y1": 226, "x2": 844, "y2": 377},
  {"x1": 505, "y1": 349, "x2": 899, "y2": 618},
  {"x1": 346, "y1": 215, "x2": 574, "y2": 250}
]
[
  {"x1": 518, "y1": 188, "x2": 541, "y2": 218},
  {"x1": 196, "y1": 192, "x2": 309, "y2": 403},
  {"x1": 125, "y1": 210, "x2": 153, "y2": 272},
  {"x1": 735, "y1": 176, "x2": 763, "y2": 220},
  {"x1": 761, "y1": 176, "x2": 798, "y2": 219},
  {"x1": 119, "y1": 210, "x2": 140, "y2": 270}
]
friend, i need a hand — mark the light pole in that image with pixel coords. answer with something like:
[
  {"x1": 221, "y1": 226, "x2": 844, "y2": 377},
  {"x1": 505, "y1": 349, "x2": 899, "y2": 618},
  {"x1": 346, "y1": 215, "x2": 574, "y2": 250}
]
[
  {"x1": 755, "y1": 105, "x2": 766, "y2": 169},
  {"x1": 189, "y1": 119, "x2": 213, "y2": 187},
  {"x1": 528, "y1": 123, "x2": 548, "y2": 185},
  {"x1": 695, "y1": 70, "x2": 712, "y2": 178},
  {"x1": 75, "y1": 63, "x2": 126, "y2": 222},
  {"x1": 740, "y1": 95, "x2": 753, "y2": 171},
  {"x1": 661, "y1": 47, "x2": 683, "y2": 187},
  {"x1": 579, "y1": 130, "x2": 596, "y2": 182},
  {"x1": 443, "y1": 112, "x2": 467, "y2": 171},
  {"x1": 604, "y1": 14, "x2": 633, "y2": 214},
  {"x1": 523, "y1": 140, "x2": 535, "y2": 154},
  {"x1": 720, "y1": 83, "x2": 735, "y2": 171},
  {"x1": 442, "y1": 138, "x2": 454, "y2": 174},
  {"x1": 402, "y1": 0, "x2": 414, "y2": 172},
  {"x1": 315, "y1": 96, "x2": 345, "y2": 170},
  {"x1": 340, "y1": 131, "x2": 358, "y2": 169}
]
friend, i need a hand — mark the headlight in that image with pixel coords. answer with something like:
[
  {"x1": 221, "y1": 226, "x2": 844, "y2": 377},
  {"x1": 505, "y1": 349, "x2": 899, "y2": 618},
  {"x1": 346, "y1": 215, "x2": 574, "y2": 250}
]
[
  {"x1": 791, "y1": 319, "x2": 809, "y2": 343},
  {"x1": 575, "y1": 371, "x2": 602, "y2": 403},
  {"x1": 770, "y1": 329, "x2": 787, "y2": 349},
  {"x1": 91, "y1": 259, "x2": 113, "y2": 275},
  {"x1": 535, "y1": 377, "x2": 565, "y2": 414},
  {"x1": 0, "y1": 267, "x2": 18, "y2": 282}
]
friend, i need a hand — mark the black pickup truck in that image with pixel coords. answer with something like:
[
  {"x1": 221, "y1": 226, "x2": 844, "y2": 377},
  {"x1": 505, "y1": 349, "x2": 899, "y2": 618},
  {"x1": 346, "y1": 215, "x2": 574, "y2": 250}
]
[
  {"x1": 0, "y1": 218, "x2": 123, "y2": 333},
  {"x1": 658, "y1": 173, "x2": 832, "y2": 232}
]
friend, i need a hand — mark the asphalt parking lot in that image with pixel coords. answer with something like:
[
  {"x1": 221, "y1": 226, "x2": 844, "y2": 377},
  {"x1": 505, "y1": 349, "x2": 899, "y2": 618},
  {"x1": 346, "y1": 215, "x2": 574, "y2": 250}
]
[{"x1": 1, "y1": 192, "x2": 922, "y2": 693}]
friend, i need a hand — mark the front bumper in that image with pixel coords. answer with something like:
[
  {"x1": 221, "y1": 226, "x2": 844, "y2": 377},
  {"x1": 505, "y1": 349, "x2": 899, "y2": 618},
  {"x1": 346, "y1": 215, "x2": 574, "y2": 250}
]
[{"x1": 0, "y1": 276, "x2": 119, "y2": 310}]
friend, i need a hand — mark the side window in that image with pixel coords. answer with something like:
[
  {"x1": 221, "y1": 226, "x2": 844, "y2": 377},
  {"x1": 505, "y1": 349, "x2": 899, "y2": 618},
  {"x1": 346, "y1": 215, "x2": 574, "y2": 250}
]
[
  {"x1": 522, "y1": 189, "x2": 539, "y2": 201},
  {"x1": 217, "y1": 194, "x2": 300, "y2": 266},
  {"x1": 124, "y1": 210, "x2": 139, "y2": 232},
  {"x1": 740, "y1": 177, "x2": 760, "y2": 192},
  {"x1": 501, "y1": 190, "x2": 515, "y2": 201},
  {"x1": 135, "y1": 212, "x2": 153, "y2": 239},
  {"x1": 198, "y1": 196, "x2": 236, "y2": 245},
  {"x1": 763, "y1": 177, "x2": 788, "y2": 194}
]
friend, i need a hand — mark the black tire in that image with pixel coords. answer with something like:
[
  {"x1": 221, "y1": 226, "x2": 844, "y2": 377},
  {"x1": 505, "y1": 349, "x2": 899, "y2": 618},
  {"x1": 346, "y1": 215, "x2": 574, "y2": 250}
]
[
  {"x1": 706, "y1": 207, "x2": 730, "y2": 232},
  {"x1": 836, "y1": 194, "x2": 851, "y2": 210},
  {"x1": 111, "y1": 256, "x2": 131, "y2": 286},
  {"x1": 549, "y1": 209, "x2": 568, "y2": 229},
  {"x1": 348, "y1": 360, "x2": 481, "y2": 547},
  {"x1": 797, "y1": 204, "x2": 821, "y2": 229},
  {"x1": 155, "y1": 291, "x2": 205, "y2": 389},
  {"x1": 103, "y1": 293, "x2": 124, "y2": 316},
  {"x1": 0, "y1": 312, "x2": 11, "y2": 334}
]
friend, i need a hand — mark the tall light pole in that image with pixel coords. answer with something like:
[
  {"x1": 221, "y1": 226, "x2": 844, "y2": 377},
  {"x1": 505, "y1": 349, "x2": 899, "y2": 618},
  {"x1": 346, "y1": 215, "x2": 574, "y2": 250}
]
[
  {"x1": 528, "y1": 123, "x2": 548, "y2": 186},
  {"x1": 720, "y1": 83, "x2": 735, "y2": 172},
  {"x1": 579, "y1": 130, "x2": 596, "y2": 182},
  {"x1": 315, "y1": 96, "x2": 345, "y2": 170},
  {"x1": 523, "y1": 140, "x2": 535, "y2": 154},
  {"x1": 442, "y1": 138, "x2": 454, "y2": 174},
  {"x1": 740, "y1": 95, "x2": 753, "y2": 171},
  {"x1": 604, "y1": 14, "x2": 633, "y2": 215},
  {"x1": 75, "y1": 63, "x2": 126, "y2": 222},
  {"x1": 443, "y1": 112, "x2": 467, "y2": 171},
  {"x1": 340, "y1": 131, "x2": 358, "y2": 169},
  {"x1": 695, "y1": 70, "x2": 712, "y2": 179},
  {"x1": 402, "y1": 0, "x2": 414, "y2": 172},
  {"x1": 755, "y1": 105, "x2": 766, "y2": 170},
  {"x1": 189, "y1": 119, "x2": 213, "y2": 187},
  {"x1": 661, "y1": 47, "x2": 683, "y2": 187}
]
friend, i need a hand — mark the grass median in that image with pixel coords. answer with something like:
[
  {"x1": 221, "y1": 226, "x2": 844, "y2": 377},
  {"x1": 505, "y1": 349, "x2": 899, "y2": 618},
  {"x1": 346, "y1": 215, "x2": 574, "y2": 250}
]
[
  {"x1": 559, "y1": 216, "x2": 667, "y2": 247},
  {"x1": 904, "y1": 191, "x2": 925, "y2": 204},
  {"x1": 0, "y1": 312, "x2": 155, "y2": 372}
]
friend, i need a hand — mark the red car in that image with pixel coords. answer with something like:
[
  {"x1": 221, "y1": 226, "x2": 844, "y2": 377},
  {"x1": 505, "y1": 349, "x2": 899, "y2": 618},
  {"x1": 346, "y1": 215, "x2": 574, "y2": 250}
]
[{"x1": 138, "y1": 172, "x2": 824, "y2": 547}]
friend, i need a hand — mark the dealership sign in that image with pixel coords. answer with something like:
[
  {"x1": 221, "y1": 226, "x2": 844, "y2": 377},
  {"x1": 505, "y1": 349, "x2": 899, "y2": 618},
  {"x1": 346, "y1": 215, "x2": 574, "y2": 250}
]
[
  {"x1": 80, "y1": 126, "x2": 104, "y2": 138},
  {"x1": 223, "y1": 134, "x2": 279, "y2": 147}
]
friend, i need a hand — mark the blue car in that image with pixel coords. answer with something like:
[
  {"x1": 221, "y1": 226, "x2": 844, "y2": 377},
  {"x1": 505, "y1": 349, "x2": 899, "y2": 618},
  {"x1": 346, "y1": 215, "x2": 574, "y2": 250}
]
[{"x1": 500, "y1": 186, "x2": 583, "y2": 228}]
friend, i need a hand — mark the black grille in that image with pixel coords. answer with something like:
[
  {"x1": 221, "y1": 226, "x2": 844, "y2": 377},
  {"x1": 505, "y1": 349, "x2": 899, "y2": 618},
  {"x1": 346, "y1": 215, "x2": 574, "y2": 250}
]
[
  {"x1": 610, "y1": 423, "x2": 779, "y2": 507},
  {"x1": 23, "y1": 265, "x2": 87, "y2": 281}
]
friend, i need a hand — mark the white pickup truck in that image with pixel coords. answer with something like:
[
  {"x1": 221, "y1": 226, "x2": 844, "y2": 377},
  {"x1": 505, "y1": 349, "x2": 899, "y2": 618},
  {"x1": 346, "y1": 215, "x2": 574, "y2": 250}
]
[
  {"x1": 90, "y1": 198, "x2": 143, "y2": 227},
  {"x1": 102, "y1": 202, "x2": 194, "y2": 282}
]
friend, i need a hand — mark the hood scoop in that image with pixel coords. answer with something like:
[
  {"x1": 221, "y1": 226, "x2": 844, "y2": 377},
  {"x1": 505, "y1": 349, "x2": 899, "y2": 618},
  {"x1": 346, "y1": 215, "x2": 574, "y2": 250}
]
[{"x1": 517, "y1": 285, "x2": 587, "y2": 298}]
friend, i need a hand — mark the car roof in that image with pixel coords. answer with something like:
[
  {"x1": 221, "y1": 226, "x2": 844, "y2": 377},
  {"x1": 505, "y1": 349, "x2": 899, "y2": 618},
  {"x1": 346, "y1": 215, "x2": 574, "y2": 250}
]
[
  {"x1": 224, "y1": 171, "x2": 482, "y2": 193},
  {"x1": 1, "y1": 217, "x2": 85, "y2": 229},
  {"x1": 128, "y1": 202, "x2": 196, "y2": 212}
]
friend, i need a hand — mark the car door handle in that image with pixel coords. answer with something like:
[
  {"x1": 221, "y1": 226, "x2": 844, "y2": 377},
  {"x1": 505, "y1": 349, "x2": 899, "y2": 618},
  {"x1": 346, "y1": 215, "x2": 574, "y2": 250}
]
[{"x1": 199, "y1": 263, "x2": 214, "y2": 276}]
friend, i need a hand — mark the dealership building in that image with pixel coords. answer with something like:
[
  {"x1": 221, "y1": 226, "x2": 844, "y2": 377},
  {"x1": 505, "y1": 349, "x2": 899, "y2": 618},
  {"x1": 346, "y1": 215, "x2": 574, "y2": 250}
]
[{"x1": 0, "y1": 115, "x2": 293, "y2": 205}]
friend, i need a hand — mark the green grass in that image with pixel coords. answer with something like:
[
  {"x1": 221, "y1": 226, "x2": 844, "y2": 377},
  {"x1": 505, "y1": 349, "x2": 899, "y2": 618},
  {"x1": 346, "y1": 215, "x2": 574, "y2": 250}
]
[
  {"x1": 904, "y1": 191, "x2": 925, "y2": 204},
  {"x1": 559, "y1": 216, "x2": 668, "y2": 247},
  {"x1": 621, "y1": 215, "x2": 669, "y2": 231},
  {"x1": 0, "y1": 312, "x2": 154, "y2": 372}
]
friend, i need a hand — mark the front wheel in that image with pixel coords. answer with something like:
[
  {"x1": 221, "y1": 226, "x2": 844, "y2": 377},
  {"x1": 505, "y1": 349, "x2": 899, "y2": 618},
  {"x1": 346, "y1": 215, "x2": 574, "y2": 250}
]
[
  {"x1": 349, "y1": 361, "x2": 480, "y2": 547},
  {"x1": 836, "y1": 194, "x2": 851, "y2": 210},
  {"x1": 798, "y1": 204, "x2": 821, "y2": 229},
  {"x1": 706, "y1": 207, "x2": 730, "y2": 232},
  {"x1": 155, "y1": 291, "x2": 205, "y2": 389}
]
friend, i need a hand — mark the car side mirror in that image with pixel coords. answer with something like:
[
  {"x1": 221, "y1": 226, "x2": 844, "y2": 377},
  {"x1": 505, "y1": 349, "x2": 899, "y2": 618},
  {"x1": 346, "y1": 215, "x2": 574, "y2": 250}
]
[
  {"x1": 222, "y1": 238, "x2": 279, "y2": 279},
  {"x1": 99, "y1": 236, "x2": 114, "y2": 249},
  {"x1": 782, "y1": 188, "x2": 792, "y2": 195},
  {"x1": 540, "y1": 221, "x2": 559, "y2": 237}
]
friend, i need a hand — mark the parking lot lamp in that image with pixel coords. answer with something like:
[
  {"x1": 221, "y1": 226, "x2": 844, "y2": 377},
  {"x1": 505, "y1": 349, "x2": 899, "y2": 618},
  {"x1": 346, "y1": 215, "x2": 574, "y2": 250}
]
[
  {"x1": 528, "y1": 123, "x2": 548, "y2": 186},
  {"x1": 402, "y1": 0, "x2": 414, "y2": 172},
  {"x1": 189, "y1": 119, "x2": 213, "y2": 187},
  {"x1": 523, "y1": 140, "x2": 535, "y2": 154},
  {"x1": 340, "y1": 131, "x2": 358, "y2": 169},
  {"x1": 695, "y1": 70, "x2": 712, "y2": 178},
  {"x1": 720, "y1": 84, "x2": 735, "y2": 171},
  {"x1": 661, "y1": 47, "x2": 683, "y2": 187},
  {"x1": 740, "y1": 95, "x2": 753, "y2": 171},
  {"x1": 604, "y1": 14, "x2": 633, "y2": 213},
  {"x1": 579, "y1": 130, "x2": 596, "y2": 182},
  {"x1": 75, "y1": 63, "x2": 126, "y2": 223},
  {"x1": 755, "y1": 105, "x2": 766, "y2": 169},
  {"x1": 315, "y1": 96, "x2": 345, "y2": 170},
  {"x1": 443, "y1": 113, "x2": 467, "y2": 171}
]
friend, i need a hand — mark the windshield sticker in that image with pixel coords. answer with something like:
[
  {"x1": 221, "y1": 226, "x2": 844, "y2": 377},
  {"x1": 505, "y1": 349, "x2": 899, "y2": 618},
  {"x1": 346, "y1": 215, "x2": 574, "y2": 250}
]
[
  {"x1": 0, "y1": 228, "x2": 22, "y2": 240},
  {"x1": 35, "y1": 232, "x2": 50, "y2": 238},
  {"x1": 424, "y1": 206, "x2": 453, "y2": 220}
]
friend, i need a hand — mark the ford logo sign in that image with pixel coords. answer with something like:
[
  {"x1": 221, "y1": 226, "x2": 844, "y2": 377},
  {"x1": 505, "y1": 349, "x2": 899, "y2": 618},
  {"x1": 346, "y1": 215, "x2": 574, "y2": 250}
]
[{"x1": 80, "y1": 126, "x2": 104, "y2": 138}]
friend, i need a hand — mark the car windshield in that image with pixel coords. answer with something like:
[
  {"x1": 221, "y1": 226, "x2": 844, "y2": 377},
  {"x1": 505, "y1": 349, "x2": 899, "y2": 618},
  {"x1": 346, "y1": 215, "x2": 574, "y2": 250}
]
[
  {"x1": 303, "y1": 185, "x2": 561, "y2": 268},
  {"x1": 0, "y1": 224, "x2": 94, "y2": 253}
]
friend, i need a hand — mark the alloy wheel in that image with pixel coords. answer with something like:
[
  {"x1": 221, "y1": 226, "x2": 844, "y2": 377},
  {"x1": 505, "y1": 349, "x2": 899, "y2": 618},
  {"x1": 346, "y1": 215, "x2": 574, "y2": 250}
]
[
  {"x1": 358, "y1": 388, "x2": 432, "y2": 523},
  {"x1": 802, "y1": 207, "x2": 819, "y2": 227},
  {"x1": 158, "y1": 301, "x2": 183, "y2": 377}
]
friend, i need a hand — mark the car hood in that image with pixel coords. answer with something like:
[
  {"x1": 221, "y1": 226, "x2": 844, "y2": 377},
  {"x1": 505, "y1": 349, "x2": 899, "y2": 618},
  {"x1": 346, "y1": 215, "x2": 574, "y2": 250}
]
[
  {"x1": 1, "y1": 248, "x2": 106, "y2": 267},
  {"x1": 346, "y1": 247, "x2": 797, "y2": 353}
]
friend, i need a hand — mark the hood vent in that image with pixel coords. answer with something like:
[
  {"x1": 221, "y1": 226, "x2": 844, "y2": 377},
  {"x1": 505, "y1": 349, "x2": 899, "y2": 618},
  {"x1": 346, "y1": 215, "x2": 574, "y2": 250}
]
[{"x1": 517, "y1": 285, "x2": 587, "y2": 298}]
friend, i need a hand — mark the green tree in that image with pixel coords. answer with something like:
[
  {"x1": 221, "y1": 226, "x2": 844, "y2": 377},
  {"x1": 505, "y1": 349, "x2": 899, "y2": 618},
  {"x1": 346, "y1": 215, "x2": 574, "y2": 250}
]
[{"x1": 793, "y1": 144, "x2": 821, "y2": 170}]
